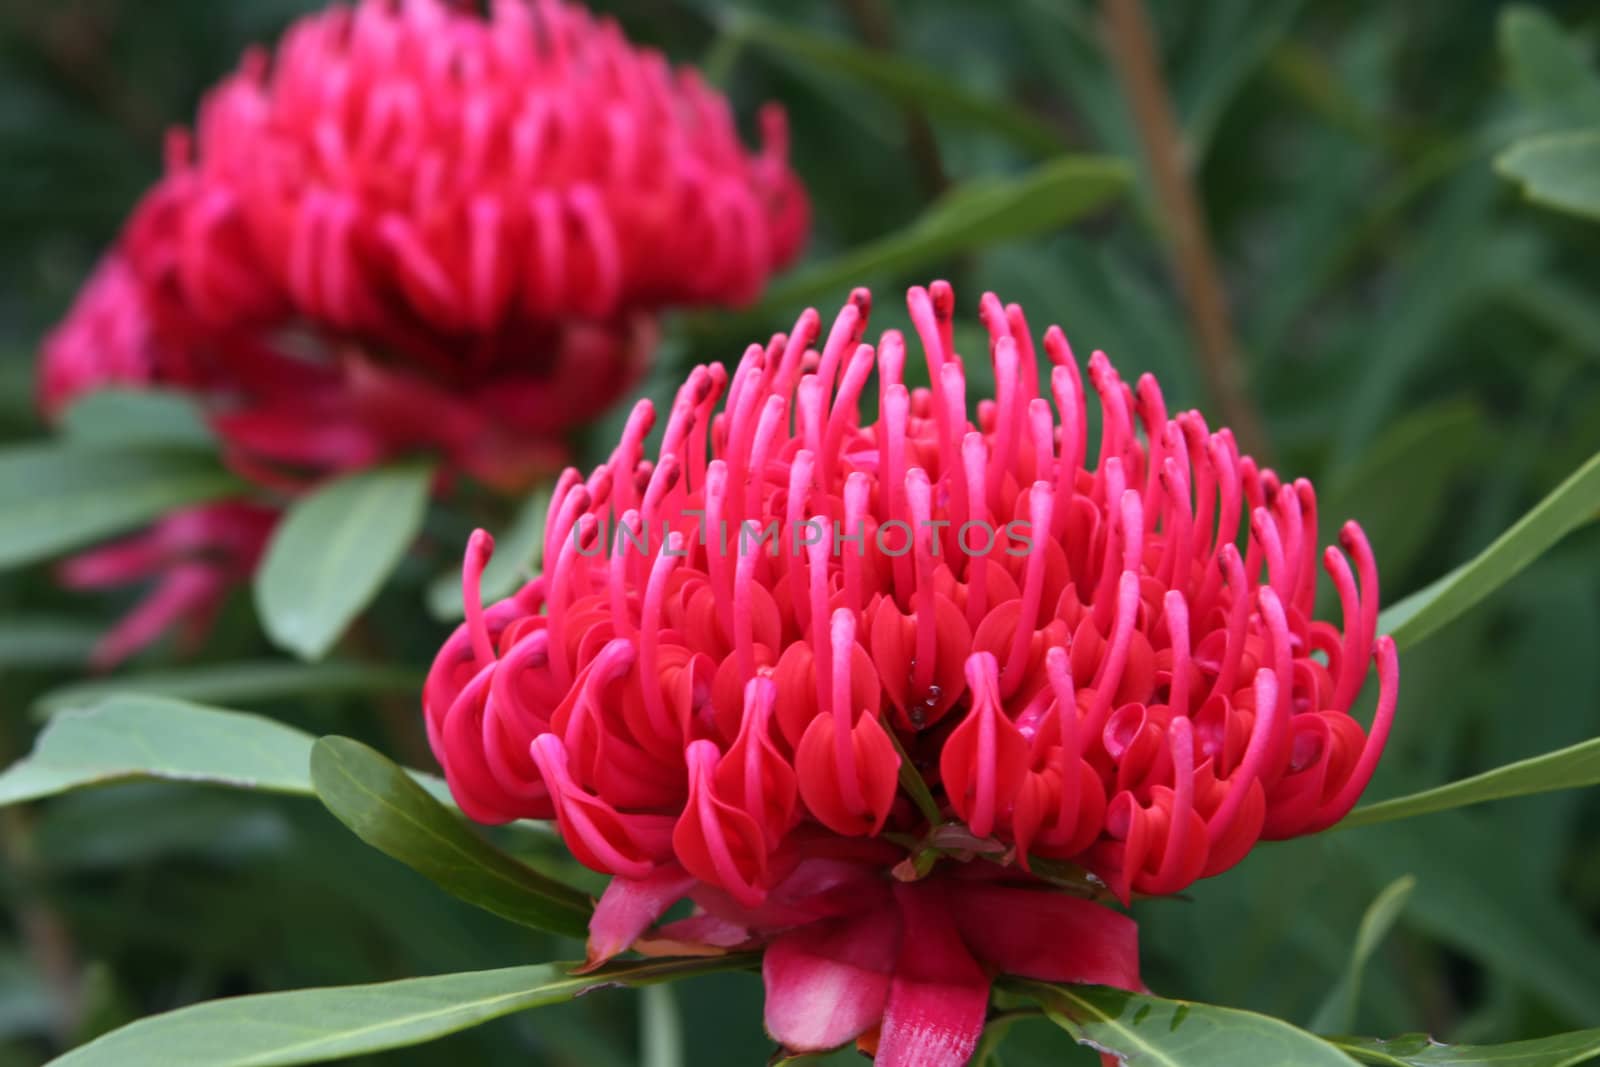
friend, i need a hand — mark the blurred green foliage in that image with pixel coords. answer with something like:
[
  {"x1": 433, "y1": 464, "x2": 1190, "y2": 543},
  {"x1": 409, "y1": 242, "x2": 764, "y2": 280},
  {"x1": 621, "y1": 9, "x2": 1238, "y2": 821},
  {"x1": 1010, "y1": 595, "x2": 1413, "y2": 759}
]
[{"x1": 2, "y1": 0, "x2": 1599, "y2": 1064}]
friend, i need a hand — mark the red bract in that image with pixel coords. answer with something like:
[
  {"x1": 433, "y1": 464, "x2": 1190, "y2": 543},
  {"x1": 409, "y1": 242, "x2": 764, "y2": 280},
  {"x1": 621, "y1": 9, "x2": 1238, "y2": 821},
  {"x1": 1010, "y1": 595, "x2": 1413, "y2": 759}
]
[
  {"x1": 430, "y1": 281, "x2": 1399, "y2": 1064},
  {"x1": 117, "y1": 0, "x2": 806, "y2": 487}
]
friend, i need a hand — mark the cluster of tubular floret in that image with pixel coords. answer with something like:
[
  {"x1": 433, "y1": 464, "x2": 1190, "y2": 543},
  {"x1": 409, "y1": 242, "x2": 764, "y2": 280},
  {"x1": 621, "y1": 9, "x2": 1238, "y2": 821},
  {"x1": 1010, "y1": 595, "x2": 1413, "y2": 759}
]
[
  {"x1": 425, "y1": 283, "x2": 1399, "y2": 906},
  {"x1": 130, "y1": 0, "x2": 806, "y2": 358}
]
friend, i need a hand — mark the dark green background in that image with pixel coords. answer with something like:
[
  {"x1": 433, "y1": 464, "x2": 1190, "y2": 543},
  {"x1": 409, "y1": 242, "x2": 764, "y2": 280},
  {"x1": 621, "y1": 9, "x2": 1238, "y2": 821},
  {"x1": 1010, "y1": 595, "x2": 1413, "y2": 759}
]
[{"x1": 1, "y1": 1, "x2": 1598, "y2": 1064}]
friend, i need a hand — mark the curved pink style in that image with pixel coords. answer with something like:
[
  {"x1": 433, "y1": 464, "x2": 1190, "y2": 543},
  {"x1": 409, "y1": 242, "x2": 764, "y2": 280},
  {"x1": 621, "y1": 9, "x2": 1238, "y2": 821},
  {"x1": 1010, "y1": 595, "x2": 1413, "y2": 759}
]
[{"x1": 425, "y1": 283, "x2": 1400, "y2": 1064}]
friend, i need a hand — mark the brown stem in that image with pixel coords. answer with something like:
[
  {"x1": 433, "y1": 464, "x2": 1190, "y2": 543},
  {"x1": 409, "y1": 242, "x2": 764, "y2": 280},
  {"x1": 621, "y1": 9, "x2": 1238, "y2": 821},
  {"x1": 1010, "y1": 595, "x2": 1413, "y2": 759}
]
[
  {"x1": 1101, "y1": 0, "x2": 1271, "y2": 461},
  {"x1": 838, "y1": 0, "x2": 950, "y2": 200}
]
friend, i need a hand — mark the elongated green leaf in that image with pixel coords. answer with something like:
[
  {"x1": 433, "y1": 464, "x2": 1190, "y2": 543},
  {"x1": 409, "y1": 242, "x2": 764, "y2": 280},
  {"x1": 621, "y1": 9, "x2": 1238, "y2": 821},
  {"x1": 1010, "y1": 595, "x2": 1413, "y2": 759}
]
[
  {"x1": 1333, "y1": 1028, "x2": 1600, "y2": 1066},
  {"x1": 48, "y1": 956, "x2": 753, "y2": 1067},
  {"x1": 1310, "y1": 876, "x2": 1416, "y2": 1034},
  {"x1": 59, "y1": 389, "x2": 215, "y2": 450},
  {"x1": 33, "y1": 785, "x2": 292, "y2": 871},
  {"x1": 756, "y1": 156, "x2": 1130, "y2": 314},
  {"x1": 0, "y1": 696, "x2": 456, "y2": 811},
  {"x1": 1015, "y1": 980, "x2": 1360, "y2": 1066},
  {"x1": 1339, "y1": 737, "x2": 1600, "y2": 831},
  {"x1": 1499, "y1": 6, "x2": 1600, "y2": 125},
  {"x1": 1380, "y1": 447, "x2": 1600, "y2": 648},
  {"x1": 0, "y1": 444, "x2": 244, "y2": 569},
  {"x1": 426, "y1": 484, "x2": 551, "y2": 620},
  {"x1": 310, "y1": 737, "x2": 591, "y2": 940},
  {"x1": 0, "y1": 697, "x2": 313, "y2": 807},
  {"x1": 1496, "y1": 132, "x2": 1600, "y2": 222},
  {"x1": 0, "y1": 951, "x2": 54, "y2": 1040},
  {"x1": 1339, "y1": 815, "x2": 1600, "y2": 1027},
  {"x1": 728, "y1": 12, "x2": 1066, "y2": 157},
  {"x1": 640, "y1": 984, "x2": 684, "y2": 1067},
  {"x1": 0, "y1": 618, "x2": 101, "y2": 669},
  {"x1": 884, "y1": 726, "x2": 943, "y2": 827},
  {"x1": 255, "y1": 462, "x2": 434, "y2": 660},
  {"x1": 34, "y1": 661, "x2": 424, "y2": 717}
]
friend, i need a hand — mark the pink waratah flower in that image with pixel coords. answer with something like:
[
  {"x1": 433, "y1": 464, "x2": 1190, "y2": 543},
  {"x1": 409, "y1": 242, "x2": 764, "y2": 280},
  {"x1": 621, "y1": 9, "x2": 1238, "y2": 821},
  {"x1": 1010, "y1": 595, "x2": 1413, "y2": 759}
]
[
  {"x1": 117, "y1": 0, "x2": 807, "y2": 488},
  {"x1": 427, "y1": 281, "x2": 1399, "y2": 1065},
  {"x1": 41, "y1": 0, "x2": 807, "y2": 663}
]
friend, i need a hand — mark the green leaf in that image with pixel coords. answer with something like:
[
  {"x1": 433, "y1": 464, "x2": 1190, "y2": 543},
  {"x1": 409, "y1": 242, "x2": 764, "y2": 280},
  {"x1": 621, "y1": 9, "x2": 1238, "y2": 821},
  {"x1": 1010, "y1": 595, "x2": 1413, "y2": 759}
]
[
  {"x1": 1014, "y1": 980, "x2": 1361, "y2": 1066},
  {"x1": 1338, "y1": 737, "x2": 1600, "y2": 831},
  {"x1": 1338, "y1": 815, "x2": 1600, "y2": 1027},
  {"x1": 0, "y1": 444, "x2": 244, "y2": 570},
  {"x1": 1380, "y1": 447, "x2": 1600, "y2": 649},
  {"x1": 0, "y1": 618, "x2": 102, "y2": 669},
  {"x1": 46, "y1": 956, "x2": 753, "y2": 1067},
  {"x1": 640, "y1": 984, "x2": 684, "y2": 1067},
  {"x1": 33, "y1": 661, "x2": 424, "y2": 718},
  {"x1": 0, "y1": 697, "x2": 314, "y2": 807},
  {"x1": 727, "y1": 12, "x2": 1067, "y2": 157},
  {"x1": 1496, "y1": 131, "x2": 1600, "y2": 222},
  {"x1": 426, "y1": 484, "x2": 551, "y2": 621},
  {"x1": 754, "y1": 156, "x2": 1131, "y2": 314},
  {"x1": 33, "y1": 785, "x2": 291, "y2": 871},
  {"x1": 309, "y1": 737, "x2": 591, "y2": 940},
  {"x1": 255, "y1": 462, "x2": 434, "y2": 660},
  {"x1": 1332, "y1": 1028, "x2": 1600, "y2": 1066},
  {"x1": 0, "y1": 952, "x2": 54, "y2": 1040},
  {"x1": 59, "y1": 389, "x2": 215, "y2": 451},
  {"x1": 1499, "y1": 6, "x2": 1600, "y2": 125},
  {"x1": 1310, "y1": 876, "x2": 1416, "y2": 1034},
  {"x1": 0, "y1": 696, "x2": 456, "y2": 811},
  {"x1": 884, "y1": 727, "x2": 944, "y2": 827}
]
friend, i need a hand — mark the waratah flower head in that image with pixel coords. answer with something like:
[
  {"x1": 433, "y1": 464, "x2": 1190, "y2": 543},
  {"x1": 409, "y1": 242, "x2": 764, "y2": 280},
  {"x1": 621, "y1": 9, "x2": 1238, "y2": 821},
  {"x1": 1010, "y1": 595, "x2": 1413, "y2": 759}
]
[
  {"x1": 426, "y1": 283, "x2": 1399, "y2": 1063},
  {"x1": 113, "y1": 0, "x2": 807, "y2": 486}
]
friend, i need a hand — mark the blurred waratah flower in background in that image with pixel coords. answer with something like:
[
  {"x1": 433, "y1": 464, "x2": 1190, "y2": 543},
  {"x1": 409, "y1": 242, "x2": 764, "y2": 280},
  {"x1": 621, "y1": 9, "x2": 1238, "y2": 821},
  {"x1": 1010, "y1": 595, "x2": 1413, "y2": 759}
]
[
  {"x1": 38, "y1": 0, "x2": 806, "y2": 664},
  {"x1": 118, "y1": 0, "x2": 807, "y2": 488},
  {"x1": 426, "y1": 283, "x2": 1400, "y2": 1065}
]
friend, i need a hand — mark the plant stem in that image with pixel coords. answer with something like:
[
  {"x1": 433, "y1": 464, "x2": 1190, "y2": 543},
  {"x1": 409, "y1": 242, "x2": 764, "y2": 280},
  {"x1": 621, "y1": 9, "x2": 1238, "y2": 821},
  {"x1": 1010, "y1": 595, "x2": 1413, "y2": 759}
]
[{"x1": 1100, "y1": 0, "x2": 1271, "y2": 460}]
